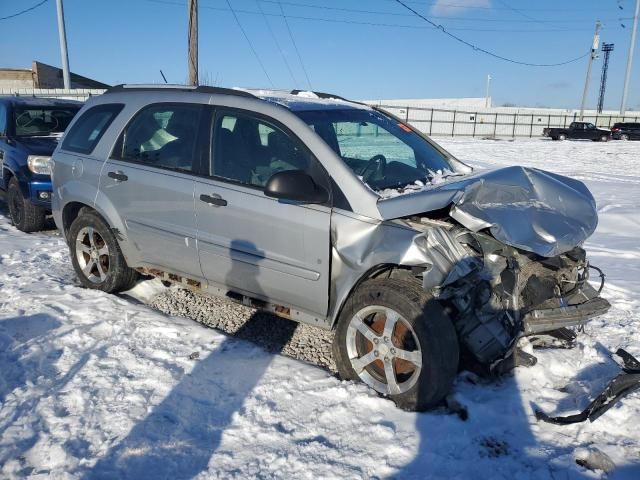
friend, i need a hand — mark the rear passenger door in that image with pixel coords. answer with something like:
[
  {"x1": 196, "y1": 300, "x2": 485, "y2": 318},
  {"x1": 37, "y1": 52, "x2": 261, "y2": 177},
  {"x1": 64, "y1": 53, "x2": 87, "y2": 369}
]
[
  {"x1": 194, "y1": 107, "x2": 331, "y2": 317},
  {"x1": 99, "y1": 103, "x2": 204, "y2": 278}
]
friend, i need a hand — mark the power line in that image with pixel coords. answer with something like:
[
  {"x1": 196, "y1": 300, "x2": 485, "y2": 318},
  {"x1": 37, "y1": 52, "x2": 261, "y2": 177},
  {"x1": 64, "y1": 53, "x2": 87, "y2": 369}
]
[
  {"x1": 224, "y1": 0, "x2": 274, "y2": 87},
  {"x1": 377, "y1": 0, "x2": 622, "y2": 13},
  {"x1": 493, "y1": 0, "x2": 540, "y2": 22},
  {"x1": 257, "y1": 0, "x2": 632, "y2": 24},
  {"x1": 275, "y1": 0, "x2": 312, "y2": 89},
  {"x1": 255, "y1": 0, "x2": 298, "y2": 86},
  {"x1": 0, "y1": 0, "x2": 49, "y2": 21},
  {"x1": 392, "y1": 0, "x2": 590, "y2": 67},
  {"x1": 147, "y1": 1, "x2": 595, "y2": 33}
]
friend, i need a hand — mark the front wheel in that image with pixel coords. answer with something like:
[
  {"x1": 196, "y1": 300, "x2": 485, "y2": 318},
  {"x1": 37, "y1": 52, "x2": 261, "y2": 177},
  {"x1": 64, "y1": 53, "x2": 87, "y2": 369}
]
[
  {"x1": 68, "y1": 210, "x2": 138, "y2": 292},
  {"x1": 600, "y1": 135, "x2": 609, "y2": 142},
  {"x1": 333, "y1": 278, "x2": 459, "y2": 411},
  {"x1": 7, "y1": 177, "x2": 46, "y2": 232}
]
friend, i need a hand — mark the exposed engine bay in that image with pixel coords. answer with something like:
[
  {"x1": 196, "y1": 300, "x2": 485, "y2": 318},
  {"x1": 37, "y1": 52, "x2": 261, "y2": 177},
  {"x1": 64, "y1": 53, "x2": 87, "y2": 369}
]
[{"x1": 403, "y1": 216, "x2": 611, "y2": 366}]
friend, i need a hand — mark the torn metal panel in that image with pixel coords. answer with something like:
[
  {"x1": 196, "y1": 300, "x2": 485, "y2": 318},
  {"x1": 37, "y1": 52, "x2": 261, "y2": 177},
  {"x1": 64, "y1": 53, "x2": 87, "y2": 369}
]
[
  {"x1": 328, "y1": 210, "x2": 473, "y2": 323},
  {"x1": 378, "y1": 166, "x2": 598, "y2": 258}
]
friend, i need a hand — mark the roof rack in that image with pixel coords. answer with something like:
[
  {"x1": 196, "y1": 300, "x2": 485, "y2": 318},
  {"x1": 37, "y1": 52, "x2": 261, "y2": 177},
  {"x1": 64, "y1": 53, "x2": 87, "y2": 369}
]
[{"x1": 104, "y1": 84, "x2": 257, "y2": 99}]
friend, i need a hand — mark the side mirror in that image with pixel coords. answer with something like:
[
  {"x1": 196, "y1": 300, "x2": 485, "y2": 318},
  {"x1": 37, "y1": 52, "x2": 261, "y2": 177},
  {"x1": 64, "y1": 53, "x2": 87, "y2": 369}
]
[{"x1": 264, "y1": 170, "x2": 329, "y2": 204}]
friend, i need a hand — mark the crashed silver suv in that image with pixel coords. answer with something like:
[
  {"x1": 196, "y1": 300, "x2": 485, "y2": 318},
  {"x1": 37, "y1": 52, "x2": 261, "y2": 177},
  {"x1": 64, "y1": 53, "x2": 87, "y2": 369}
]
[{"x1": 52, "y1": 85, "x2": 610, "y2": 411}]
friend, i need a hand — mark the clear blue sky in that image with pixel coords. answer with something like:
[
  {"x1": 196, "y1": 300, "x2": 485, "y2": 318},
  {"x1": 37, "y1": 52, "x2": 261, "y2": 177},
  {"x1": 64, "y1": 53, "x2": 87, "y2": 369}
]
[{"x1": 2, "y1": 0, "x2": 639, "y2": 109}]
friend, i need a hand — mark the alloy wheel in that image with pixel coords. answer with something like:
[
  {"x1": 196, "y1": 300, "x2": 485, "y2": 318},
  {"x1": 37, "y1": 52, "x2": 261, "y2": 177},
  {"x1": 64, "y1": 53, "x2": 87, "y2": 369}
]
[
  {"x1": 346, "y1": 305, "x2": 422, "y2": 395},
  {"x1": 75, "y1": 226, "x2": 110, "y2": 283}
]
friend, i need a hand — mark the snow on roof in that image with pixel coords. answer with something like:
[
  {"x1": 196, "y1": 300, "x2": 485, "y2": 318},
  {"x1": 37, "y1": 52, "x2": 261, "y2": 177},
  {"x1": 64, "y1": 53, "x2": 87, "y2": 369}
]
[{"x1": 239, "y1": 88, "x2": 370, "y2": 112}]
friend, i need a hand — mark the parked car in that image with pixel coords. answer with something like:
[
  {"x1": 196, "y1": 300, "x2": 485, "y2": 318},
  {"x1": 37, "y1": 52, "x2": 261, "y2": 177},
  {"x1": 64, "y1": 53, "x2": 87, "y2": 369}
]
[
  {"x1": 543, "y1": 122, "x2": 611, "y2": 141},
  {"x1": 611, "y1": 122, "x2": 640, "y2": 140},
  {"x1": 0, "y1": 96, "x2": 82, "y2": 232},
  {"x1": 52, "y1": 85, "x2": 610, "y2": 411}
]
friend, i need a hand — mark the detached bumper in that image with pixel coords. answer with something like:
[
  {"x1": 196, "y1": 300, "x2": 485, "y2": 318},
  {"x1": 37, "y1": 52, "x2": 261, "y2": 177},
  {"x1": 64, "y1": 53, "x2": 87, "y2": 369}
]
[{"x1": 522, "y1": 296, "x2": 611, "y2": 335}]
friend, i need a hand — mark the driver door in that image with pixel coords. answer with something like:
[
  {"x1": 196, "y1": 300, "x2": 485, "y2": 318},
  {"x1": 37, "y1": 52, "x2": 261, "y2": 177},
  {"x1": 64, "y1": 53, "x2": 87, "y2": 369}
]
[{"x1": 194, "y1": 108, "x2": 332, "y2": 316}]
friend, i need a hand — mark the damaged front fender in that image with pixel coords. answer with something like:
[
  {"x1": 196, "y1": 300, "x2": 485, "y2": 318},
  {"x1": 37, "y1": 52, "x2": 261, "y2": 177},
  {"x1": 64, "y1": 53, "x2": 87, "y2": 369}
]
[{"x1": 328, "y1": 211, "x2": 476, "y2": 324}]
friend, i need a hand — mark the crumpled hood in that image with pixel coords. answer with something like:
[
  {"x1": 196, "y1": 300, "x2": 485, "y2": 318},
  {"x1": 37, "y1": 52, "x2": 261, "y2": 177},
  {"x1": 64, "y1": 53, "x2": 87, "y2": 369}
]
[{"x1": 377, "y1": 166, "x2": 598, "y2": 257}]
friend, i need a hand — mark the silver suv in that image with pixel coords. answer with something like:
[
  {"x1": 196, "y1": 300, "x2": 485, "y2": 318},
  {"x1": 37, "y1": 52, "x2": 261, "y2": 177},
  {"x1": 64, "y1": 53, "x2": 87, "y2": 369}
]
[{"x1": 52, "y1": 85, "x2": 610, "y2": 411}]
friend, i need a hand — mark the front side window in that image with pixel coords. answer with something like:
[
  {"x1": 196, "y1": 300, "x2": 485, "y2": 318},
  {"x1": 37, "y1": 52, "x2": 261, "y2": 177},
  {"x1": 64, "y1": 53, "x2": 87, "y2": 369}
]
[
  {"x1": 62, "y1": 104, "x2": 122, "y2": 154},
  {"x1": 295, "y1": 108, "x2": 457, "y2": 191},
  {"x1": 14, "y1": 106, "x2": 79, "y2": 137},
  {"x1": 118, "y1": 103, "x2": 202, "y2": 172},
  {"x1": 211, "y1": 110, "x2": 314, "y2": 188}
]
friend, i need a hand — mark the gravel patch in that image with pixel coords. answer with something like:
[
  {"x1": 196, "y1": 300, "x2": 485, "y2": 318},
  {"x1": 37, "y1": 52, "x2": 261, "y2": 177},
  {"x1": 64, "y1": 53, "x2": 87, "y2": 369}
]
[{"x1": 149, "y1": 287, "x2": 337, "y2": 372}]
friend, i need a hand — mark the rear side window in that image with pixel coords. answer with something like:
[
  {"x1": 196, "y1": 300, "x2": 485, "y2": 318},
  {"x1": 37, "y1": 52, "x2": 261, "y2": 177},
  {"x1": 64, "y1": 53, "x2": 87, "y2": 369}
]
[
  {"x1": 62, "y1": 104, "x2": 123, "y2": 154},
  {"x1": 115, "y1": 103, "x2": 203, "y2": 172}
]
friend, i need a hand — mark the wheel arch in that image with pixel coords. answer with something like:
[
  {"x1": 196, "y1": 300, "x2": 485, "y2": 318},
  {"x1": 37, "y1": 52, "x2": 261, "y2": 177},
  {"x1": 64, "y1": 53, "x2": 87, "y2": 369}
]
[
  {"x1": 2, "y1": 165, "x2": 14, "y2": 187},
  {"x1": 329, "y1": 263, "x2": 422, "y2": 329},
  {"x1": 60, "y1": 191, "x2": 139, "y2": 267}
]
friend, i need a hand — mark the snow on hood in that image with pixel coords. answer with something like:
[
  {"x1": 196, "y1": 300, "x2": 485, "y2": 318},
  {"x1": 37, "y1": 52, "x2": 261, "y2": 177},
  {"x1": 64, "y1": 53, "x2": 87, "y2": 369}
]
[
  {"x1": 376, "y1": 169, "x2": 460, "y2": 199},
  {"x1": 378, "y1": 166, "x2": 598, "y2": 257}
]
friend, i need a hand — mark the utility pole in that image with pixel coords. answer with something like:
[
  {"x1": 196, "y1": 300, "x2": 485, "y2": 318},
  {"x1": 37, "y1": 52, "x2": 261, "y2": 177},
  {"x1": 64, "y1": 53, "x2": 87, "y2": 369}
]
[
  {"x1": 580, "y1": 21, "x2": 601, "y2": 120},
  {"x1": 188, "y1": 0, "x2": 198, "y2": 86},
  {"x1": 55, "y1": 0, "x2": 71, "y2": 89},
  {"x1": 621, "y1": 0, "x2": 639, "y2": 115},
  {"x1": 485, "y1": 74, "x2": 491, "y2": 108},
  {"x1": 597, "y1": 43, "x2": 615, "y2": 113}
]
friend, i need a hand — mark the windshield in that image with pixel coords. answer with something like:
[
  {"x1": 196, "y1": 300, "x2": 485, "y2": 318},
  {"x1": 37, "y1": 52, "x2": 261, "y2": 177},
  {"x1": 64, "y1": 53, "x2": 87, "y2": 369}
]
[
  {"x1": 295, "y1": 108, "x2": 461, "y2": 191},
  {"x1": 13, "y1": 106, "x2": 79, "y2": 137}
]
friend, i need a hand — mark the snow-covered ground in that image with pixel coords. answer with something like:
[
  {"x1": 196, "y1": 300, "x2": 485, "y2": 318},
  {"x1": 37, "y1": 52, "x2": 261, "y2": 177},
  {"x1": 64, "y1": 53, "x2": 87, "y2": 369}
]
[{"x1": 1, "y1": 138, "x2": 639, "y2": 479}]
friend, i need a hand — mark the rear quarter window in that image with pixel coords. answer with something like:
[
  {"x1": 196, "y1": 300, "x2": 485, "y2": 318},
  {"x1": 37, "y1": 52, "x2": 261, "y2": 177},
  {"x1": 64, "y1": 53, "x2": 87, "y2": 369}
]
[{"x1": 61, "y1": 103, "x2": 123, "y2": 154}]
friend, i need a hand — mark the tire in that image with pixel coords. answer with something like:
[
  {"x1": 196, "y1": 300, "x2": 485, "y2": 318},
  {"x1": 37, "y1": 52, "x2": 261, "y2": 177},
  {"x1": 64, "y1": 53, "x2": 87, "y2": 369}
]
[
  {"x1": 332, "y1": 278, "x2": 459, "y2": 411},
  {"x1": 620, "y1": 134, "x2": 629, "y2": 141},
  {"x1": 68, "y1": 210, "x2": 138, "y2": 293},
  {"x1": 558, "y1": 134, "x2": 567, "y2": 141},
  {"x1": 7, "y1": 177, "x2": 46, "y2": 233},
  {"x1": 600, "y1": 135, "x2": 609, "y2": 142}
]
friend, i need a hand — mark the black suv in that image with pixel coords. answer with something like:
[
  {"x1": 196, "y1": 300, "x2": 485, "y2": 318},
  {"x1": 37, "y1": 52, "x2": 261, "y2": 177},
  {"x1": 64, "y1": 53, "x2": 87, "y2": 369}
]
[{"x1": 611, "y1": 122, "x2": 640, "y2": 141}]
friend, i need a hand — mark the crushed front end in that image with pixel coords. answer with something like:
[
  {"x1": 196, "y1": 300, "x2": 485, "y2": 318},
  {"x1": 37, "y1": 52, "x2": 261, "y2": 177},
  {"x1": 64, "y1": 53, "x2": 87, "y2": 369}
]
[{"x1": 406, "y1": 220, "x2": 611, "y2": 367}]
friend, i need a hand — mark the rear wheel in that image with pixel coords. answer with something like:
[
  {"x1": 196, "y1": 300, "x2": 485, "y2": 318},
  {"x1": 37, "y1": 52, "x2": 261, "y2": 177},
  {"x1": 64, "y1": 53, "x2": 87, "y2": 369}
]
[
  {"x1": 68, "y1": 210, "x2": 138, "y2": 292},
  {"x1": 558, "y1": 134, "x2": 567, "y2": 141},
  {"x1": 7, "y1": 177, "x2": 46, "y2": 233},
  {"x1": 620, "y1": 134, "x2": 630, "y2": 141},
  {"x1": 333, "y1": 278, "x2": 459, "y2": 411}
]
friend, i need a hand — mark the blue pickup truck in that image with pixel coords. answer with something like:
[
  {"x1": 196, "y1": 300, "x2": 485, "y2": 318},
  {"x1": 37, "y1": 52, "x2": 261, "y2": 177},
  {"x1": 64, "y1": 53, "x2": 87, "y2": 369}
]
[{"x1": 0, "y1": 96, "x2": 81, "y2": 232}]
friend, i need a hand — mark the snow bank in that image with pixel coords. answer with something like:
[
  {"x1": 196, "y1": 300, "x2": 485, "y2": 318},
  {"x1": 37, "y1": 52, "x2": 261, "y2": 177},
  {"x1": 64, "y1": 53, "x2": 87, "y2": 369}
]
[{"x1": 1, "y1": 138, "x2": 639, "y2": 478}]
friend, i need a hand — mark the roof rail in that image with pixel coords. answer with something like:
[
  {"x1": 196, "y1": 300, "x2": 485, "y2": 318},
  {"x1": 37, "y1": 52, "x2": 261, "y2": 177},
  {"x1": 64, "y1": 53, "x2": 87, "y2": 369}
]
[
  {"x1": 104, "y1": 84, "x2": 257, "y2": 99},
  {"x1": 289, "y1": 89, "x2": 367, "y2": 106}
]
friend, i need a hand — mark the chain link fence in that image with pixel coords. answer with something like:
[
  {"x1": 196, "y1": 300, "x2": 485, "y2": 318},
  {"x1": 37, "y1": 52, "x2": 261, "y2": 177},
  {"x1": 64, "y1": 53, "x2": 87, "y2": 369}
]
[{"x1": 378, "y1": 105, "x2": 640, "y2": 138}]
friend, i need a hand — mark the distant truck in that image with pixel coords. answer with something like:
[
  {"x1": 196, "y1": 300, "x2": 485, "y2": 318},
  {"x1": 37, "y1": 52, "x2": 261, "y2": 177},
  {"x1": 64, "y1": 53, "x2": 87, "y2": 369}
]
[{"x1": 543, "y1": 122, "x2": 611, "y2": 142}]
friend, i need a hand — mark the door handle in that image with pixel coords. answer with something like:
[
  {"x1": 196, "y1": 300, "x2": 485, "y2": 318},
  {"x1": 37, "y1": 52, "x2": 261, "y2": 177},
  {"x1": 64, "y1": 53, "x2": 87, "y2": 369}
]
[
  {"x1": 107, "y1": 171, "x2": 128, "y2": 182},
  {"x1": 199, "y1": 194, "x2": 227, "y2": 207}
]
